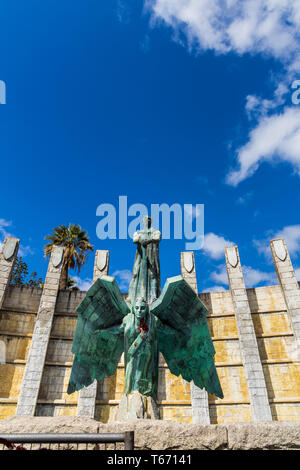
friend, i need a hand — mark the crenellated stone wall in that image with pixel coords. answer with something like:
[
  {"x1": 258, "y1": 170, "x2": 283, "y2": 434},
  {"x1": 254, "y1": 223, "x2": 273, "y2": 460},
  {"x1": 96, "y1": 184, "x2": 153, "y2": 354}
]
[{"x1": 0, "y1": 236, "x2": 299, "y2": 423}]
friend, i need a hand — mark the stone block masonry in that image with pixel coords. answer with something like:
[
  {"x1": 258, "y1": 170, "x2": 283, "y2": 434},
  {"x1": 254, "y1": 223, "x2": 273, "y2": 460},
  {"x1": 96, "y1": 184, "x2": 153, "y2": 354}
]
[
  {"x1": 76, "y1": 250, "x2": 110, "y2": 418},
  {"x1": 0, "y1": 237, "x2": 299, "y2": 423},
  {"x1": 225, "y1": 246, "x2": 272, "y2": 422},
  {"x1": 1, "y1": 416, "x2": 300, "y2": 450},
  {"x1": 0, "y1": 238, "x2": 19, "y2": 309},
  {"x1": 181, "y1": 251, "x2": 210, "y2": 424},
  {"x1": 15, "y1": 246, "x2": 65, "y2": 416},
  {"x1": 0, "y1": 238, "x2": 19, "y2": 365},
  {"x1": 270, "y1": 238, "x2": 300, "y2": 350}
]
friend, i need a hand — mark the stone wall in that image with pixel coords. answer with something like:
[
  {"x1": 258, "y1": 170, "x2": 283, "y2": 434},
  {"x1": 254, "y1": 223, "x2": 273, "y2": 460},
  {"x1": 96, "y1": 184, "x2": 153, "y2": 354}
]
[
  {"x1": 0, "y1": 236, "x2": 299, "y2": 423},
  {"x1": 0, "y1": 417, "x2": 300, "y2": 450}
]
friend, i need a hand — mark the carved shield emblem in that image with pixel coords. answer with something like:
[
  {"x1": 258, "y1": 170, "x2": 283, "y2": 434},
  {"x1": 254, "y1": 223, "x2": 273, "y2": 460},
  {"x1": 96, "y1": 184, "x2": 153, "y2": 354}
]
[
  {"x1": 97, "y1": 251, "x2": 108, "y2": 271},
  {"x1": 273, "y1": 239, "x2": 287, "y2": 261},
  {"x1": 3, "y1": 238, "x2": 18, "y2": 261},
  {"x1": 183, "y1": 252, "x2": 194, "y2": 273},
  {"x1": 52, "y1": 246, "x2": 64, "y2": 268},
  {"x1": 227, "y1": 246, "x2": 238, "y2": 268}
]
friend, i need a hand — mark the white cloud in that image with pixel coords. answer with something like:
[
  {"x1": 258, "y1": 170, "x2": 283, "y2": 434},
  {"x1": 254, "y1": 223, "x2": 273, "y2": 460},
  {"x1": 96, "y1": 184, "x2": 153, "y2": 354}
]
[
  {"x1": 209, "y1": 263, "x2": 276, "y2": 287},
  {"x1": 71, "y1": 276, "x2": 93, "y2": 291},
  {"x1": 18, "y1": 245, "x2": 34, "y2": 257},
  {"x1": 253, "y1": 238, "x2": 272, "y2": 260},
  {"x1": 147, "y1": 1, "x2": 300, "y2": 184},
  {"x1": 148, "y1": 0, "x2": 300, "y2": 68},
  {"x1": 254, "y1": 224, "x2": 300, "y2": 259},
  {"x1": 236, "y1": 191, "x2": 253, "y2": 205},
  {"x1": 274, "y1": 225, "x2": 300, "y2": 256},
  {"x1": 245, "y1": 83, "x2": 289, "y2": 121},
  {"x1": 226, "y1": 106, "x2": 300, "y2": 185},
  {"x1": 242, "y1": 265, "x2": 276, "y2": 287},
  {"x1": 140, "y1": 34, "x2": 151, "y2": 53},
  {"x1": 116, "y1": 0, "x2": 131, "y2": 23},
  {"x1": 112, "y1": 269, "x2": 132, "y2": 291},
  {"x1": 0, "y1": 218, "x2": 12, "y2": 239},
  {"x1": 0, "y1": 218, "x2": 33, "y2": 258},
  {"x1": 0, "y1": 219, "x2": 12, "y2": 252},
  {"x1": 209, "y1": 264, "x2": 228, "y2": 284},
  {"x1": 203, "y1": 285, "x2": 226, "y2": 292},
  {"x1": 202, "y1": 232, "x2": 235, "y2": 260},
  {"x1": 295, "y1": 267, "x2": 300, "y2": 281}
]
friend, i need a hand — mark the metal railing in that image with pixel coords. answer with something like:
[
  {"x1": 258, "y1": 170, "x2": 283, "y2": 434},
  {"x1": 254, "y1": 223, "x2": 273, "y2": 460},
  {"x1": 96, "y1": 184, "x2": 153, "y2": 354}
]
[{"x1": 0, "y1": 432, "x2": 134, "y2": 450}]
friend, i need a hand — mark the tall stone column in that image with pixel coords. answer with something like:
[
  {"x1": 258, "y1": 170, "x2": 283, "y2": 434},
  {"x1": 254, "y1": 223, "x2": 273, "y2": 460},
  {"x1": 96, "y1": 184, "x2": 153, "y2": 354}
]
[
  {"x1": 181, "y1": 251, "x2": 210, "y2": 424},
  {"x1": 225, "y1": 246, "x2": 272, "y2": 422},
  {"x1": 16, "y1": 246, "x2": 65, "y2": 416},
  {"x1": 270, "y1": 238, "x2": 300, "y2": 348},
  {"x1": 0, "y1": 237, "x2": 19, "y2": 308},
  {"x1": 76, "y1": 250, "x2": 109, "y2": 418}
]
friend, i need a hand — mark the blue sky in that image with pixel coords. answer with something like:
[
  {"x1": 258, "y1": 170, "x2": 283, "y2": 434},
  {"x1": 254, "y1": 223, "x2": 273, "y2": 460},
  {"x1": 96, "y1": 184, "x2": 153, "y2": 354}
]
[{"x1": 1, "y1": 0, "x2": 300, "y2": 293}]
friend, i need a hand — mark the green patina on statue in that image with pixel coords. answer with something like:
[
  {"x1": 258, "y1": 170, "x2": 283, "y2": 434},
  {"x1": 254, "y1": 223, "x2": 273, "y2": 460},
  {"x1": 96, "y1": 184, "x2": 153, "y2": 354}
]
[
  {"x1": 128, "y1": 216, "x2": 161, "y2": 305},
  {"x1": 67, "y1": 217, "x2": 223, "y2": 415}
]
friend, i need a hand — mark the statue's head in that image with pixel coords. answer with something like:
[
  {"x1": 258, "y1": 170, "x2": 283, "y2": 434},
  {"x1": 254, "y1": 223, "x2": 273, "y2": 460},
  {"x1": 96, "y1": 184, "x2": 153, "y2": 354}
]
[
  {"x1": 142, "y1": 216, "x2": 151, "y2": 230},
  {"x1": 133, "y1": 297, "x2": 149, "y2": 319}
]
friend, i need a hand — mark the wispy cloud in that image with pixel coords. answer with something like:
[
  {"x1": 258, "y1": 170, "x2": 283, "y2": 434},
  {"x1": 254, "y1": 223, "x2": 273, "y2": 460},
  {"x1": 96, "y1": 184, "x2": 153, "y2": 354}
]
[
  {"x1": 139, "y1": 34, "x2": 151, "y2": 53},
  {"x1": 242, "y1": 265, "x2": 276, "y2": 287},
  {"x1": 146, "y1": 1, "x2": 300, "y2": 184},
  {"x1": 226, "y1": 107, "x2": 300, "y2": 186},
  {"x1": 236, "y1": 191, "x2": 254, "y2": 205},
  {"x1": 0, "y1": 218, "x2": 33, "y2": 257},
  {"x1": 147, "y1": 1, "x2": 300, "y2": 67},
  {"x1": 209, "y1": 262, "x2": 276, "y2": 289},
  {"x1": 294, "y1": 267, "x2": 300, "y2": 281},
  {"x1": 0, "y1": 218, "x2": 12, "y2": 238},
  {"x1": 18, "y1": 245, "x2": 34, "y2": 257},
  {"x1": 112, "y1": 269, "x2": 132, "y2": 291},
  {"x1": 116, "y1": 0, "x2": 131, "y2": 24},
  {"x1": 0, "y1": 219, "x2": 12, "y2": 251},
  {"x1": 202, "y1": 232, "x2": 235, "y2": 260},
  {"x1": 209, "y1": 264, "x2": 228, "y2": 285},
  {"x1": 71, "y1": 276, "x2": 93, "y2": 291},
  {"x1": 245, "y1": 83, "x2": 289, "y2": 121},
  {"x1": 254, "y1": 224, "x2": 300, "y2": 260},
  {"x1": 203, "y1": 285, "x2": 226, "y2": 293}
]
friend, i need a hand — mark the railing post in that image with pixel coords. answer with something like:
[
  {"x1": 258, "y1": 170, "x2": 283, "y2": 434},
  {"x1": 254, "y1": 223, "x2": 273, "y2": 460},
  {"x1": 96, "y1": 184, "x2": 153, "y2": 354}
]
[{"x1": 124, "y1": 431, "x2": 134, "y2": 450}]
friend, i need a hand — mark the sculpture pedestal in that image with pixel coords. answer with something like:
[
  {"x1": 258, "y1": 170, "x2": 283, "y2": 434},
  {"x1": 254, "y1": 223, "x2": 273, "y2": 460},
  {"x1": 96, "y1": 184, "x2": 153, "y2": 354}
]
[{"x1": 110, "y1": 391, "x2": 160, "y2": 421}]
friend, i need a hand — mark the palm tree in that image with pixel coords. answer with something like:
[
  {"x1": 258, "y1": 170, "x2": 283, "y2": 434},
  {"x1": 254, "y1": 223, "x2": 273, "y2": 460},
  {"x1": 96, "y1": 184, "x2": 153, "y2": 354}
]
[
  {"x1": 66, "y1": 276, "x2": 79, "y2": 291},
  {"x1": 44, "y1": 224, "x2": 94, "y2": 290}
]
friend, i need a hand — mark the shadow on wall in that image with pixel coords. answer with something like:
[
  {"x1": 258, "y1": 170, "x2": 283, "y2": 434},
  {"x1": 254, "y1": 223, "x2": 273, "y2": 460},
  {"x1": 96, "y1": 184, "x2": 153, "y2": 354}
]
[{"x1": 0, "y1": 340, "x2": 5, "y2": 364}]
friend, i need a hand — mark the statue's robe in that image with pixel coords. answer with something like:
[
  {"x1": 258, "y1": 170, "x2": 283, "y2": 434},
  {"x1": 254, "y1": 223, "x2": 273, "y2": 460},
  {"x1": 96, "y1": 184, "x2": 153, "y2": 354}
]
[
  {"x1": 128, "y1": 227, "x2": 161, "y2": 305},
  {"x1": 122, "y1": 311, "x2": 161, "y2": 398}
]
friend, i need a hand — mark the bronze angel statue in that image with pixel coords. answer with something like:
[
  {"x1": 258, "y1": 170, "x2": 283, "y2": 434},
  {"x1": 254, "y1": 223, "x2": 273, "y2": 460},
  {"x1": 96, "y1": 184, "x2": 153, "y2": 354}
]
[{"x1": 67, "y1": 216, "x2": 223, "y2": 418}]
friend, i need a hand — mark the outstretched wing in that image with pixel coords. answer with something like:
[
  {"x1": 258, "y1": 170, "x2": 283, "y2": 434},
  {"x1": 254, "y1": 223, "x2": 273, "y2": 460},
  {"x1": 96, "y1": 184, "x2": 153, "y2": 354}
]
[
  {"x1": 151, "y1": 275, "x2": 223, "y2": 398},
  {"x1": 67, "y1": 275, "x2": 130, "y2": 394}
]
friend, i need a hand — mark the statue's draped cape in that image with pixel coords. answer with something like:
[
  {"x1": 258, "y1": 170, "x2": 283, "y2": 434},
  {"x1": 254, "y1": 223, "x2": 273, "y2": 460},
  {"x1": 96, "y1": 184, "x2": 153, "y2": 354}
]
[{"x1": 128, "y1": 227, "x2": 161, "y2": 305}]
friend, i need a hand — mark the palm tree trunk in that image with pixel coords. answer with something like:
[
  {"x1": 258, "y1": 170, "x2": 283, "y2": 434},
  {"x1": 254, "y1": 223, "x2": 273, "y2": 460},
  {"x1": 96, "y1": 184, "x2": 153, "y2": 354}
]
[{"x1": 59, "y1": 263, "x2": 68, "y2": 290}]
